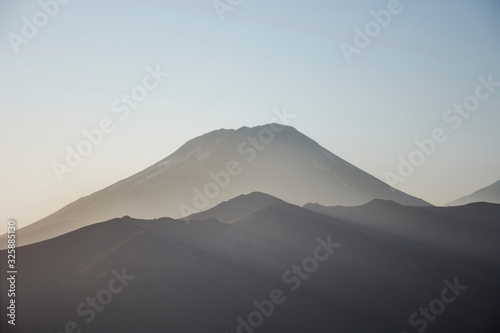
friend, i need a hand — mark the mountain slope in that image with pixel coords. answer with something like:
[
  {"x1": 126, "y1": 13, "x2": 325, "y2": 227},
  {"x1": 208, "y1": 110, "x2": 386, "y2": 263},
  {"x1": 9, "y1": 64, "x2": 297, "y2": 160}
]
[
  {"x1": 304, "y1": 200, "x2": 500, "y2": 264},
  {"x1": 186, "y1": 192, "x2": 293, "y2": 223},
  {"x1": 5, "y1": 124, "x2": 429, "y2": 247},
  {"x1": 1, "y1": 194, "x2": 497, "y2": 333},
  {"x1": 446, "y1": 180, "x2": 500, "y2": 206}
]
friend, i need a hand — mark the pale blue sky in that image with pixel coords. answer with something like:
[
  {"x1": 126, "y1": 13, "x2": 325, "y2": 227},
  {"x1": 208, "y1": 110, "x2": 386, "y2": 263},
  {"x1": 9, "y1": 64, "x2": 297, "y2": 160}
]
[{"x1": 1, "y1": 0, "x2": 499, "y2": 227}]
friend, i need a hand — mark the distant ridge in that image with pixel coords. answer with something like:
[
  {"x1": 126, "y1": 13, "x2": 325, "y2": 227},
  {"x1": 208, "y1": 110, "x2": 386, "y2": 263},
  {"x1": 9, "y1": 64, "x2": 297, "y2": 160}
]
[
  {"x1": 304, "y1": 200, "x2": 500, "y2": 264},
  {"x1": 446, "y1": 180, "x2": 500, "y2": 206}
]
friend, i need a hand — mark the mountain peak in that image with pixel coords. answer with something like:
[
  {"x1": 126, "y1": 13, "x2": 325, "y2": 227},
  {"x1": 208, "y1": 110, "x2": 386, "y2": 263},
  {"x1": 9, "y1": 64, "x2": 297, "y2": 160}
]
[
  {"x1": 7, "y1": 123, "x2": 429, "y2": 247},
  {"x1": 185, "y1": 191, "x2": 289, "y2": 223}
]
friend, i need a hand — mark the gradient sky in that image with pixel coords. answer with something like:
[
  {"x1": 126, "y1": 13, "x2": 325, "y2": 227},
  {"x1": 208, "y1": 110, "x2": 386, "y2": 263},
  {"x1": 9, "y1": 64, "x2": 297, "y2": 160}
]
[{"x1": 1, "y1": 0, "x2": 499, "y2": 228}]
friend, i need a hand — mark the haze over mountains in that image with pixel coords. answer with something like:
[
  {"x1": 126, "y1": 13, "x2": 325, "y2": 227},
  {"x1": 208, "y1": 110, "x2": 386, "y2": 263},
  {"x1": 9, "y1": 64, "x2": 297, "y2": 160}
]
[
  {"x1": 2, "y1": 192, "x2": 498, "y2": 333},
  {"x1": 2, "y1": 123, "x2": 498, "y2": 332},
  {"x1": 3, "y1": 1, "x2": 499, "y2": 332},
  {"x1": 5, "y1": 124, "x2": 430, "y2": 247},
  {"x1": 446, "y1": 180, "x2": 500, "y2": 206},
  {"x1": 304, "y1": 199, "x2": 500, "y2": 264}
]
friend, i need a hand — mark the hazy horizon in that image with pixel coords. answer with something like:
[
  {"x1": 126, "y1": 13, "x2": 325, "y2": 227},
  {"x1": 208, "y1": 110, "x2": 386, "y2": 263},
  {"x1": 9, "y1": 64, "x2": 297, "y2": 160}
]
[{"x1": 1, "y1": 0, "x2": 500, "y2": 228}]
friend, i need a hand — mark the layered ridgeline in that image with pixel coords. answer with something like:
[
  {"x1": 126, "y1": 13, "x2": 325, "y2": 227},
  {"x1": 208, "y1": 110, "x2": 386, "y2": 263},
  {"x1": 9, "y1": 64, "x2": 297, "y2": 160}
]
[
  {"x1": 1, "y1": 193, "x2": 497, "y2": 333},
  {"x1": 5, "y1": 123, "x2": 429, "y2": 247},
  {"x1": 304, "y1": 199, "x2": 500, "y2": 265},
  {"x1": 446, "y1": 180, "x2": 500, "y2": 206}
]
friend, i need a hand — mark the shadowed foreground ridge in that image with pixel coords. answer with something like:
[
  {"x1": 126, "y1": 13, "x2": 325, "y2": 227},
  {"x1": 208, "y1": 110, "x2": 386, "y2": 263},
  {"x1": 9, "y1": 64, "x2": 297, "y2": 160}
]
[{"x1": 1, "y1": 193, "x2": 498, "y2": 333}]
